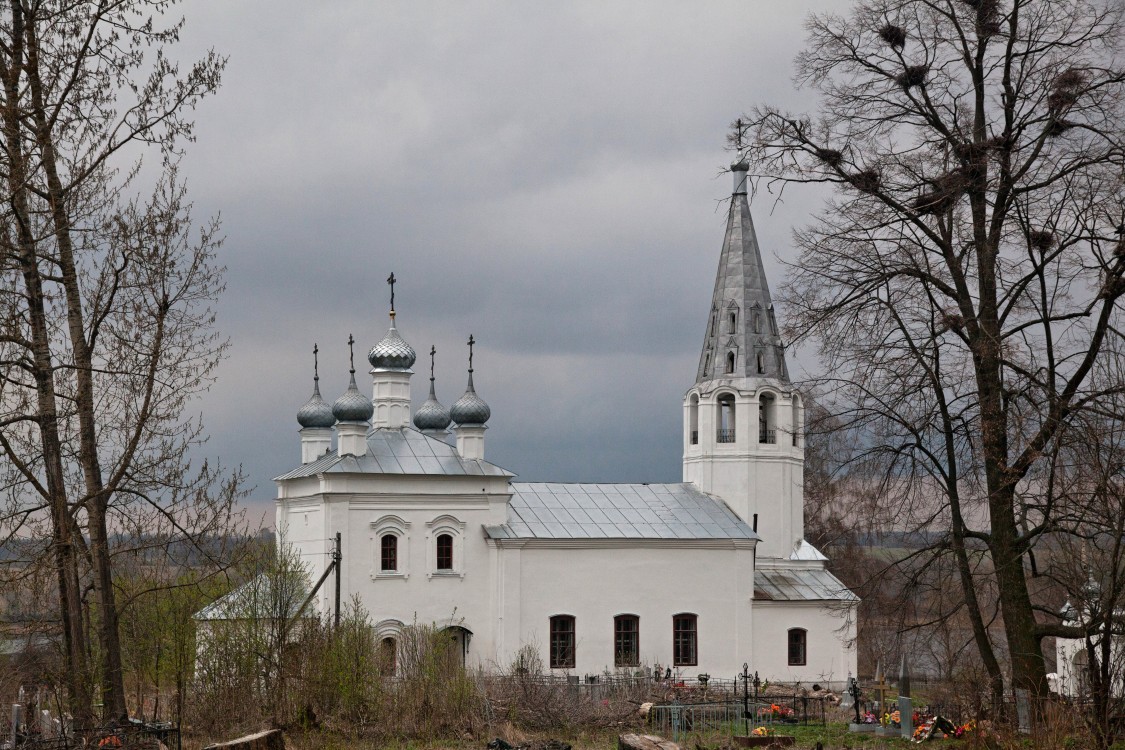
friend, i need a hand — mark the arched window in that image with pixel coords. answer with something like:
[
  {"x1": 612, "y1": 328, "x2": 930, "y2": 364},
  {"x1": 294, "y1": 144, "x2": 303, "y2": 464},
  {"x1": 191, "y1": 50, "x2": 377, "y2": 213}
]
[
  {"x1": 673, "y1": 613, "x2": 697, "y2": 666},
  {"x1": 549, "y1": 615, "x2": 576, "y2": 669},
  {"x1": 380, "y1": 636, "x2": 397, "y2": 675},
  {"x1": 726, "y1": 351, "x2": 736, "y2": 373},
  {"x1": 436, "y1": 533, "x2": 454, "y2": 570},
  {"x1": 728, "y1": 310, "x2": 738, "y2": 333},
  {"x1": 703, "y1": 351, "x2": 711, "y2": 375},
  {"x1": 380, "y1": 534, "x2": 398, "y2": 572},
  {"x1": 710, "y1": 310, "x2": 718, "y2": 336},
  {"x1": 787, "y1": 628, "x2": 807, "y2": 666},
  {"x1": 689, "y1": 394, "x2": 699, "y2": 445},
  {"x1": 750, "y1": 306, "x2": 761, "y2": 333},
  {"x1": 717, "y1": 394, "x2": 736, "y2": 443},
  {"x1": 756, "y1": 351, "x2": 765, "y2": 374},
  {"x1": 614, "y1": 615, "x2": 639, "y2": 667},
  {"x1": 791, "y1": 397, "x2": 802, "y2": 447},
  {"x1": 759, "y1": 393, "x2": 776, "y2": 444}
]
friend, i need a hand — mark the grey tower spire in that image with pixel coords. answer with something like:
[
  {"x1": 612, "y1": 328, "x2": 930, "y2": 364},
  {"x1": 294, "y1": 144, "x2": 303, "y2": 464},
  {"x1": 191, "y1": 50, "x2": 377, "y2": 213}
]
[{"x1": 695, "y1": 159, "x2": 789, "y2": 384}]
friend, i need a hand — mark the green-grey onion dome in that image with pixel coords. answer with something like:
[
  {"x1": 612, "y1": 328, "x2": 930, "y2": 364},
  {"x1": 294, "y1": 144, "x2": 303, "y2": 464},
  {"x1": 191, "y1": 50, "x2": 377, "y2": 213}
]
[
  {"x1": 297, "y1": 380, "x2": 335, "y2": 428},
  {"x1": 451, "y1": 372, "x2": 491, "y2": 426},
  {"x1": 368, "y1": 318, "x2": 416, "y2": 371},
  {"x1": 333, "y1": 372, "x2": 373, "y2": 422},
  {"x1": 414, "y1": 380, "x2": 452, "y2": 431}
]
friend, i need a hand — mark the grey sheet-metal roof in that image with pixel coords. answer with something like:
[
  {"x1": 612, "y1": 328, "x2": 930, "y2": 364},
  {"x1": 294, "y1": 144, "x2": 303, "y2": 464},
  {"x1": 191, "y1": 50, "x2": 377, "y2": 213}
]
[
  {"x1": 274, "y1": 427, "x2": 513, "y2": 480},
  {"x1": 194, "y1": 573, "x2": 309, "y2": 621},
  {"x1": 484, "y1": 483, "x2": 758, "y2": 541},
  {"x1": 754, "y1": 568, "x2": 859, "y2": 602}
]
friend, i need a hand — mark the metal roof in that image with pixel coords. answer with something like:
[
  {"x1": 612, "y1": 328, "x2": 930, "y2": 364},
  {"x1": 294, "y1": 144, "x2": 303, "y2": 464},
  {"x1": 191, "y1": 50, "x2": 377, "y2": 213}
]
[
  {"x1": 754, "y1": 568, "x2": 859, "y2": 602},
  {"x1": 484, "y1": 483, "x2": 758, "y2": 541},
  {"x1": 274, "y1": 427, "x2": 513, "y2": 480},
  {"x1": 194, "y1": 573, "x2": 309, "y2": 621}
]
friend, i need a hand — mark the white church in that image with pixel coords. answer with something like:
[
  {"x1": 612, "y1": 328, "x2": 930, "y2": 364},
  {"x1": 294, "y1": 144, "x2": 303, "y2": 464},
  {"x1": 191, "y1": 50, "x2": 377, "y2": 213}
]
[{"x1": 272, "y1": 160, "x2": 858, "y2": 684}]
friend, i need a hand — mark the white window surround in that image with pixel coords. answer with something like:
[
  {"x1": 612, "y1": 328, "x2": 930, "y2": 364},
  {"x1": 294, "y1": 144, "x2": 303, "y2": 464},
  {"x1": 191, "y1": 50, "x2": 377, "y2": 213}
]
[
  {"x1": 371, "y1": 515, "x2": 410, "y2": 579},
  {"x1": 426, "y1": 514, "x2": 466, "y2": 579}
]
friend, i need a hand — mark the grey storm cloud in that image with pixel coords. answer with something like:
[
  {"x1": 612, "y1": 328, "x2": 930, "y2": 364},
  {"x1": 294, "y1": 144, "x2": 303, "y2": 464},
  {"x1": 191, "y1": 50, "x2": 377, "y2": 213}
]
[{"x1": 170, "y1": 0, "x2": 838, "y2": 524}]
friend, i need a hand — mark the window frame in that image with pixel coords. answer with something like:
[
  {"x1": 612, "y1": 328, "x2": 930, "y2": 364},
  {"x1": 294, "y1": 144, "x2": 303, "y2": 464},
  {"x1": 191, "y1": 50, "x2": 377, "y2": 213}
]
[
  {"x1": 380, "y1": 534, "x2": 398, "y2": 572},
  {"x1": 672, "y1": 613, "x2": 698, "y2": 667},
  {"x1": 370, "y1": 515, "x2": 410, "y2": 579},
  {"x1": 436, "y1": 533, "x2": 454, "y2": 570},
  {"x1": 426, "y1": 514, "x2": 466, "y2": 578},
  {"x1": 614, "y1": 614, "x2": 640, "y2": 668},
  {"x1": 787, "y1": 628, "x2": 807, "y2": 666},
  {"x1": 549, "y1": 615, "x2": 576, "y2": 669}
]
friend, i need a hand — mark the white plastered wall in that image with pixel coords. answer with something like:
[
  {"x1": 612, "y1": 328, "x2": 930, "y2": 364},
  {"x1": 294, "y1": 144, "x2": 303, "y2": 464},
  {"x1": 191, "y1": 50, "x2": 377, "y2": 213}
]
[
  {"x1": 751, "y1": 600, "x2": 856, "y2": 689},
  {"x1": 496, "y1": 541, "x2": 756, "y2": 678}
]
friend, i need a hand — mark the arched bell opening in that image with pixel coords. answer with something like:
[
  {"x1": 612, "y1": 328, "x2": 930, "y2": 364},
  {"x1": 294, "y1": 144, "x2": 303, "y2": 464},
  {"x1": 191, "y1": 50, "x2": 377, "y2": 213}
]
[
  {"x1": 759, "y1": 393, "x2": 777, "y2": 444},
  {"x1": 717, "y1": 393, "x2": 736, "y2": 443}
]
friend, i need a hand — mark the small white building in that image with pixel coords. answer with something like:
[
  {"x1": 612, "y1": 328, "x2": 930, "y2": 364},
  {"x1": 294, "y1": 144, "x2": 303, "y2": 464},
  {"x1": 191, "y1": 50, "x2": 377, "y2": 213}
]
[
  {"x1": 272, "y1": 161, "x2": 858, "y2": 685},
  {"x1": 1054, "y1": 582, "x2": 1125, "y2": 698}
]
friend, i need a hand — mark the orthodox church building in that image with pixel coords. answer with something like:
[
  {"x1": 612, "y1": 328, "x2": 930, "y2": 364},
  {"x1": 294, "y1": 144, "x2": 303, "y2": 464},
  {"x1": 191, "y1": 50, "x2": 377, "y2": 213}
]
[{"x1": 272, "y1": 160, "x2": 858, "y2": 684}]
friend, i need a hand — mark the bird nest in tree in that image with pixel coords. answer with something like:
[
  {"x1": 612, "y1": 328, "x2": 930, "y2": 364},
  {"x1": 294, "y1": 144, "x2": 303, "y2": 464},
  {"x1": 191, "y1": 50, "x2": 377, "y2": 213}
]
[
  {"x1": 962, "y1": 0, "x2": 1002, "y2": 36},
  {"x1": 850, "y1": 169, "x2": 881, "y2": 193},
  {"x1": 897, "y1": 65, "x2": 929, "y2": 90},
  {"x1": 1046, "y1": 118, "x2": 1076, "y2": 137},
  {"x1": 1028, "y1": 229, "x2": 1056, "y2": 251},
  {"x1": 878, "y1": 24, "x2": 907, "y2": 49},
  {"x1": 816, "y1": 148, "x2": 843, "y2": 167},
  {"x1": 1048, "y1": 69, "x2": 1087, "y2": 113},
  {"x1": 912, "y1": 170, "x2": 967, "y2": 215}
]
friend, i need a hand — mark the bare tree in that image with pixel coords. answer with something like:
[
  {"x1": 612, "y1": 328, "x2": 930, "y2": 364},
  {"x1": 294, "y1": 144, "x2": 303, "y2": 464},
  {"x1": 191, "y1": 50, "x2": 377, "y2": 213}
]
[
  {"x1": 737, "y1": 0, "x2": 1125, "y2": 701},
  {"x1": 0, "y1": 0, "x2": 235, "y2": 723}
]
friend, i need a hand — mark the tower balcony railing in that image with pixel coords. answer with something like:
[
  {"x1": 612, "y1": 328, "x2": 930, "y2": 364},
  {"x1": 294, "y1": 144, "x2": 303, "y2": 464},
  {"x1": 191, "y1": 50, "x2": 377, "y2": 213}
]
[
  {"x1": 759, "y1": 429, "x2": 776, "y2": 444},
  {"x1": 716, "y1": 429, "x2": 736, "y2": 443}
]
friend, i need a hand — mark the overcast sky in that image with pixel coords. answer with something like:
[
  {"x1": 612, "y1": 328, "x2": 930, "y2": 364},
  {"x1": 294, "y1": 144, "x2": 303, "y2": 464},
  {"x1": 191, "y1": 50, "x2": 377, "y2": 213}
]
[{"x1": 173, "y1": 1, "x2": 837, "y2": 526}]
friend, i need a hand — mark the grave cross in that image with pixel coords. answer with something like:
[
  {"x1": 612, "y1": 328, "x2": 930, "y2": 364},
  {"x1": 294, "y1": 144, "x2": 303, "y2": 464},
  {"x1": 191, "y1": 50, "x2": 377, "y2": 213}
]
[
  {"x1": 873, "y1": 661, "x2": 889, "y2": 714},
  {"x1": 848, "y1": 675, "x2": 862, "y2": 724}
]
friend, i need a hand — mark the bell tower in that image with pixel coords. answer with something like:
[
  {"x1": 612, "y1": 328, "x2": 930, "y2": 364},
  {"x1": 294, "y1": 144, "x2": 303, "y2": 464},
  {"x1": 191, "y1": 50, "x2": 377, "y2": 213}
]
[{"x1": 683, "y1": 159, "x2": 805, "y2": 560}]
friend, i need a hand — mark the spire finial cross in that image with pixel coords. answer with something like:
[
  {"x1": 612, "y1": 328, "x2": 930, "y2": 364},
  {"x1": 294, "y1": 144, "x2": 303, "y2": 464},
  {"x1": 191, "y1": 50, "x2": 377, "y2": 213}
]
[
  {"x1": 467, "y1": 334, "x2": 475, "y2": 373},
  {"x1": 429, "y1": 345, "x2": 436, "y2": 382},
  {"x1": 387, "y1": 272, "x2": 396, "y2": 312},
  {"x1": 347, "y1": 334, "x2": 355, "y2": 375},
  {"x1": 313, "y1": 343, "x2": 320, "y2": 382}
]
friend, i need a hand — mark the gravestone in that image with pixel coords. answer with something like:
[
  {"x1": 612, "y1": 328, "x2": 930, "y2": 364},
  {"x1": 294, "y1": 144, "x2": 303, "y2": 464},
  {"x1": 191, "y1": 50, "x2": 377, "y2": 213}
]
[{"x1": 898, "y1": 653, "x2": 913, "y2": 740}]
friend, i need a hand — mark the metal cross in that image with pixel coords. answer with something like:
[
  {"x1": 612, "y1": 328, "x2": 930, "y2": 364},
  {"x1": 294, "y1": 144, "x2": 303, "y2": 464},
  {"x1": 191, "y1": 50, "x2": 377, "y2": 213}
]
[
  {"x1": 467, "y1": 334, "x2": 475, "y2": 373},
  {"x1": 313, "y1": 343, "x2": 320, "y2": 382},
  {"x1": 347, "y1": 334, "x2": 355, "y2": 374},
  {"x1": 387, "y1": 272, "x2": 396, "y2": 311},
  {"x1": 429, "y1": 345, "x2": 436, "y2": 381}
]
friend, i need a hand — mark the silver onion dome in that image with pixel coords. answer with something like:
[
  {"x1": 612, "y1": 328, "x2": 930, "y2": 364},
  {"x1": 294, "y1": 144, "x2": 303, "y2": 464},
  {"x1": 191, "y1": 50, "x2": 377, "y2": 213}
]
[
  {"x1": 297, "y1": 382, "x2": 335, "y2": 428},
  {"x1": 414, "y1": 381, "x2": 452, "y2": 431},
  {"x1": 451, "y1": 371, "x2": 490, "y2": 426},
  {"x1": 333, "y1": 372, "x2": 373, "y2": 422},
  {"x1": 368, "y1": 319, "x2": 416, "y2": 371},
  {"x1": 298, "y1": 344, "x2": 336, "y2": 428}
]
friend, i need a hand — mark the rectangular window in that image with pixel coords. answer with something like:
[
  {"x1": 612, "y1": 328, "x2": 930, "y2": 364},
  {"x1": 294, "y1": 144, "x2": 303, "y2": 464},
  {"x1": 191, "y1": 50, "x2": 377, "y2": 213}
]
[
  {"x1": 788, "y1": 628, "x2": 807, "y2": 666},
  {"x1": 614, "y1": 615, "x2": 639, "y2": 667},
  {"x1": 380, "y1": 534, "x2": 397, "y2": 572},
  {"x1": 549, "y1": 615, "x2": 576, "y2": 669},
  {"x1": 673, "y1": 614, "x2": 697, "y2": 666}
]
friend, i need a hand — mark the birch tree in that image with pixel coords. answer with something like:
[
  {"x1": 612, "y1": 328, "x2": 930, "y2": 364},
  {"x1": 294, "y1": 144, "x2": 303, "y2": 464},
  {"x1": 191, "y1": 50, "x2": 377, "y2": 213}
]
[{"x1": 0, "y1": 0, "x2": 236, "y2": 723}]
